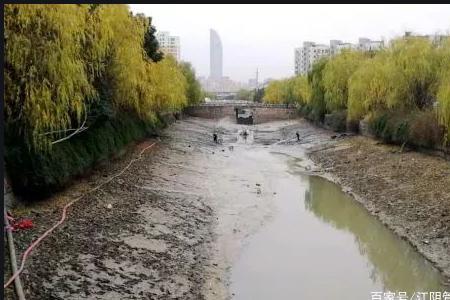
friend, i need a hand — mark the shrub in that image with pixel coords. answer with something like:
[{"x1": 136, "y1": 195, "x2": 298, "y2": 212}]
[
  {"x1": 323, "y1": 110, "x2": 347, "y2": 132},
  {"x1": 5, "y1": 112, "x2": 162, "y2": 199},
  {"x1": 369, "y1": 112, "x2": 408, "y2": 145},
  {"x1": 368, "y1": 110, "x2": 444, "y2": 149},
  {"x1": 408, "y1": 110, "x2": 444, "y2": 148}
]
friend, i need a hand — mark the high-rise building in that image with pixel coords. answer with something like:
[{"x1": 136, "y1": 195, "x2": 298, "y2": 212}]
[
  {"x1": 403, "y1": 31, "x2": 449, "y2": 45},
  {"x1": 329, "y1": 40, "x2": 343, "y2": 56},
  {"x1": 156, "y1": 31, "x2": 180, "y2": 61},
  {"x1": 294, "y1": 37, "x2": 386, "y2": 75},
  {"x1": 210, "y1": 29, "x2": 223, "y2": 79},
  {"x1": 295, "y1": 42, "x2": 330, "y2": 75},
  {"x1": 358, "y1": 37, "x2": 384, "y2": 52}
]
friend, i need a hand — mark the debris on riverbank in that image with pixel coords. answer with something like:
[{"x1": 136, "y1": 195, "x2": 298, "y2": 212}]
[{"x1": 308, "y1": 135, "x2": 450, "y2": 284}]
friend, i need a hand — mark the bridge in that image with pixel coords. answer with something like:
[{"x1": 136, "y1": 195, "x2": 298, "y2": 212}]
[{"x1": 184, "y1": 100, "x2": 298, "y2": 124}]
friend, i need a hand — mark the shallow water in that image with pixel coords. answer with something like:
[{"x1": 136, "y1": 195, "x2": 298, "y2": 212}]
[{"x1": 230, "y1": 150, "x2": 447, "y2": 300}]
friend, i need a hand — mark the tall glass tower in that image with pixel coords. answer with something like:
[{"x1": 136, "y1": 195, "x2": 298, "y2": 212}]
[{"x1": 210, "y1": 29, "x2": 223, "y2": 79}]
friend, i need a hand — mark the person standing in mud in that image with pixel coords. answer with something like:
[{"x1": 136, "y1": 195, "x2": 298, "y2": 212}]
[
  {"x1": 296, "y1": 132, "x2": 300, "y2": 141},
  {"x1": 213, "y1": 133, "x2": 218, "y2": 143}
]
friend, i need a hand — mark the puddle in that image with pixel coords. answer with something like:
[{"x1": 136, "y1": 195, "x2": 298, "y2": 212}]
[{"x1": 230, "y1": 152, "x2": 448, "y2": 300}]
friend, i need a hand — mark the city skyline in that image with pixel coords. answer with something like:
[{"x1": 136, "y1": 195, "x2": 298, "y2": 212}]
[{"x1": 129, "y1": 4, "x2": 450, "y2": 82}]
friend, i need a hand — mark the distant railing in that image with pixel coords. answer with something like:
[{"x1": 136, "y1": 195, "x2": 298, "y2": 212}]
[{"x1": 190, "y1": 100, "x2": 297, "y2": 109}]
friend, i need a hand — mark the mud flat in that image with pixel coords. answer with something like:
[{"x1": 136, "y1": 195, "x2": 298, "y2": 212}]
[
  {"x1": 5, "y1": 116, "x2": 449, "y2": 300},
  {"x1": 307, "y1": 135, "x2": 450, "y2": 284},
  {"x1": 5, "y1": 117, "x2": 284, "y2": 299},
  {"x1": 6, "y1": 121, "x2": 219, "y2": 299}
]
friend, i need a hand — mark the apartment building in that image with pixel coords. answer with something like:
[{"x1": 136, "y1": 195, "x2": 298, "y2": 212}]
[
  {"x1": 358, "y1": 37, "x2": 384, "y2": 51},
  {"x1": 404, "y1": 31, "x2": 449, "y2": 45},
  {"x1": 156, "y1": 31, "x2": 180, "y2": 61},
  {"x1": 329, "y1": 40, "x2": 343, "y2": 56},
  {"x1": 295, "y1": 42, "x2": 330, "y2": 75},
  {"x1": 334, "y1": 42, "x2": 358, "y2": 55},
  {"x1": 294, "y1": 37, "x2": 385, "y2": 75}
]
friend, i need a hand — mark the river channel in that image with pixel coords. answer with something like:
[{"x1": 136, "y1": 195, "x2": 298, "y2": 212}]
[{"x1": 211, "y1": 122, "x2": 449, "y2": 300}]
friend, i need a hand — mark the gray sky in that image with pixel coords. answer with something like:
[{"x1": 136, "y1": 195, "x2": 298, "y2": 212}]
[{"x1": 129, "y1": 4, "x2": 450, "y2": 83}]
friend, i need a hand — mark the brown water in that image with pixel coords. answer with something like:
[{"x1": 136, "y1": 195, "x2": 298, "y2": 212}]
[{"x1": 230, "y1": 150, "x2": 448, "y2": 300}]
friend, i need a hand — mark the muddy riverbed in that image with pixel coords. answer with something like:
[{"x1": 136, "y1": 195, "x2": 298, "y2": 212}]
[{"x1": 5, "y1": 116, "x2": 450, "y2": 299}]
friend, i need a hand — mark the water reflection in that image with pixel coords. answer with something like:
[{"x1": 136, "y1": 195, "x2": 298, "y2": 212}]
[
  {"x1": 231, "y1": 152, "x2": 447, "y2": 300},
  {"x1": 304, "y1": 175, "x2": 447, "y2": 293}
]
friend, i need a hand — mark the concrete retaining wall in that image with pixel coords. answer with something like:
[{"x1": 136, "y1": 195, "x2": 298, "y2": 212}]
[
  {"x1": 252, "y1": 107, "x2": 298, "y2": 124},
  {"x1": 359, "y1": 119, "x2": 375, "y2": 138},
  {"x1": 184, "y1": 105, "x2": 297, "y2": 124},
  {"x1": 183, "y1": 106, "x2": 235, "y2": 119}
]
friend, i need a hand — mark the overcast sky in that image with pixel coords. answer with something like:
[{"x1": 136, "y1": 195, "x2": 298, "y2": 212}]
[{"x1": 129, "y1": 4, "x2": 450, "y2": 83}]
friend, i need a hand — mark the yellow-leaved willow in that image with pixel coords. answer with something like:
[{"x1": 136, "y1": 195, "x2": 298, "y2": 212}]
[
  {"x1": 4, "y1": 4, "x2": 94, "y2": 150},
  {"x1": 5, "y1": 4, "x2": 192, "y2": 151},
  {"x1": 322, "y1": 49, "x2": 368, "y2": 112}
]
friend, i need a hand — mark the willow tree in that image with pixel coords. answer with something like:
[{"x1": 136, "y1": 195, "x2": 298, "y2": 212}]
[
  {"x1": 146, "y1": 56, "x2": 188, "y2": 113},
  {"x1": 436, "y1": 39, "x2": 450, "y2": 144},
  {"x1": 263, "y1": 80, "x2": 286, "y2": 104},
  {"x1": 386, "y1": 37, "x2": 440, "y2": 110},
  {"x1": 291, "y1": 75, "x2": 311, "y2": 105},
  {"x1": 307, "y1": 58, "x2": 329, "y2": 122},
  {"x1": 4, "y1": 4, "x2": 94, "y2": 149},
  {"x1": 180, "y1": 62, "x2": 202, "y2": 105},
  {"x1": 5, "y1": 4, "x2": 201, "y2": 151},
  {"x1": 4, "y1": 4, "x2": 155, "y2": 149},
  {"x1": 348, "y1": 53, "x2": 391, "y2": 121},
  {"x1": 102, "y1": 5, "x2": 151, "y2": 117},
  {"x1": 322, "y1": 49, "x2": 368, "y2": 111}
]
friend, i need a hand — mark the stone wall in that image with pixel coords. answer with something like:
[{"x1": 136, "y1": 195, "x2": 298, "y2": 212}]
[
  {"x1": 252, "y1": 107, "x2": 297, "y2": 124},
  {"x1": 183, "y1": 106, "x2": 235, "y2": 119},
  {"x1": 184, "y1": 105, "x2": 297, "y2": 124},
  {"x1": 359, "y1": 119, "x2": 375, "y2": 138}
]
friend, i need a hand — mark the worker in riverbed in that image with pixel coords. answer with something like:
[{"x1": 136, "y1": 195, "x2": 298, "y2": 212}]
[
  {"x1": 213, "y1": 133, "x2": 218, "y2": 143},
  {"x1": 296, "y1": 131, "x2": 300, "y2": 141}
]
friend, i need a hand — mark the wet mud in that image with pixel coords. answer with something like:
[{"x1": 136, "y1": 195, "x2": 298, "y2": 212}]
[
  {"x1": 308, "y1": 135, "x2": 450, "y2": 284},
  {"x1": 5, "y1": 116, "x2": 449, "y2": 299}
]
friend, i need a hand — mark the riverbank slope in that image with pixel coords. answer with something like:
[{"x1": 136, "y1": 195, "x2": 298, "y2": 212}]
[{"x1": 307, "y1": 135, "x2": 450, "y2": 284}]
